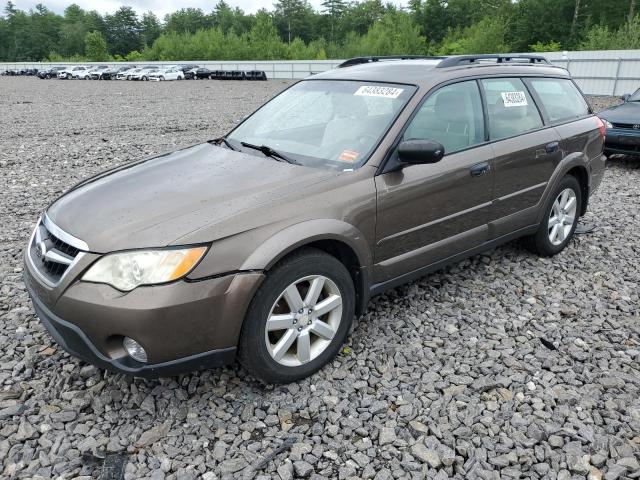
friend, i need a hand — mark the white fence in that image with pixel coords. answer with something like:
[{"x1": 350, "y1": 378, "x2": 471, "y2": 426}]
[{"x1": 3, "y1": 50, "x2": 640, "y2": 96}]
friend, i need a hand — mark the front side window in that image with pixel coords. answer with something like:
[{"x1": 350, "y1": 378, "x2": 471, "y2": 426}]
[
  {"x1": 528, "y1": 78, "x2": 589, "y2": 123},
  {"x1": 403, "y1": 80, "x2": 485, "y2": 154},
  {"x1": 481, "y1": 78, "x2": 543, "y2": 141},
  {"x1": 227, "y1": 80, "x2": 415, "y2": 170}
]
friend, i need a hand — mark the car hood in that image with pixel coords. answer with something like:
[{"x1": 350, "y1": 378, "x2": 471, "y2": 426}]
[
  {"x1": 599, "y1": 101, "x2": 640, "y2": 124},
  {"x1": 47, "y1": 143, "x2": 336, "y2": 253}
]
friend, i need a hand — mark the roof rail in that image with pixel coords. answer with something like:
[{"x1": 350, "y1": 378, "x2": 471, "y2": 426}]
[
  {"x1": 437, "y1": 54, "x2": 549, "y2": 68},
  {"x1": 337, "y1": 55, "x2": 447, "y2": 68}
]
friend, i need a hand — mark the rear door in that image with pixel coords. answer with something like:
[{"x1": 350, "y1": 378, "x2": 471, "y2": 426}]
[
  {"x1": 374, "y1": 80, "x2": 494, "y2": 283},
  {"x1": 480, "y1": 77, "x2": 562, "y2": 238}
]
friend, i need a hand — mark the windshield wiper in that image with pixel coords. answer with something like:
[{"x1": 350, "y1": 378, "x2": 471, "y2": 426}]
[{"x1": 240, "y1": 141, "x2": 300, "y2": 165}]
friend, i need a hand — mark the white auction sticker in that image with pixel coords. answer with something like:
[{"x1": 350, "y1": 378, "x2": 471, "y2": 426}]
[
  {"x1": 354, "y1": 85, "x2": 404, "y2": 99},
  {"x1": 501, "y1": 91, "x2": 528, "y2": 107}
]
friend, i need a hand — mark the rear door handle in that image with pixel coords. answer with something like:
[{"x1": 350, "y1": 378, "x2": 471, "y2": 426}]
[
  {"x1": 470, "y1": 162, "x2": 490, "y2": 177},
  {"x1": 546, "y1": 142, "x2": 559, "y2": 154}
]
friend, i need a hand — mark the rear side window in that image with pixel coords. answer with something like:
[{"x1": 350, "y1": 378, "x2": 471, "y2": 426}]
[
  {"x1": 528, "y1": 78, "x2": 589, "y2": 123},
  {"x1": 481, "y1": 78, "x2": 543, "y2": 141},
  {"x1": 404, "y1": 80, "x2": 485, "y2": 154}
]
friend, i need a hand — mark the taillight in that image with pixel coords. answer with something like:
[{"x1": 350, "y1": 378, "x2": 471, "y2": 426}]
[{"x1": 595, "y1": 117, "x2": 606, "y2": 138}]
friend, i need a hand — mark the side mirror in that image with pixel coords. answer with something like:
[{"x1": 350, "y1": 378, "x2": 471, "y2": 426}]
[
  {"x1": 621, "y1": 94, "x2": 631, "y2": 102},
  {"x1": 398, "y1": 139, "x2": 445, "y2": 165}
]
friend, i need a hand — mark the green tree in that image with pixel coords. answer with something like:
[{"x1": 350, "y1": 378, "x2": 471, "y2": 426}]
[
  {"x1": 84, "y1": 30, "x2": 109, "y2": 60},
  {"x1": 164, "y1": 8, "x2": 210, "y2": 34},
  {"x1": 140, "y1": 12, "x2": 161, "y2": 47},
  {"x1": 438, "y1": 16, "x2": 511, "y2": 54},
  {"x1": 580, "y1": 15, "x2": 640, "y2": 50},
  {"x1": 321, "y1": 0, "x2": 346, "y2": 43},
  {"x1": 273, "y1": 0, "x2": 314, "y2": 43},
  {"x1": 104, "y1": 6, "x2": 140, "y2": 57},
  {"x1": 249, "y1": 11, "x2": 286, "y2": 58}
]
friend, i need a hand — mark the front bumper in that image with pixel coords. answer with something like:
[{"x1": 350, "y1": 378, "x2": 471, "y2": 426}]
[
  {"x1": 24, "y1": 256, "x2": 264, "y2": 378},
  {"x1": 605, "y1": 129, "x2": 640, "y2": 155}
]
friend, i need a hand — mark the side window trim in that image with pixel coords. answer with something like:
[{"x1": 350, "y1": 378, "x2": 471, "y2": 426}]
[
  {"x1": 521, "y1": 77, "x2": 548, "y2": 126},
  {"x1": 521, "y1": 77, "x2": 553, "y2": 125},
  {"x1": 476, "y1": 78, "x2": 491, "y2": 143}
]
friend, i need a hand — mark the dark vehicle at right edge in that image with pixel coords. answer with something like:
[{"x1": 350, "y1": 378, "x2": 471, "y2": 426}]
[{"x1": 599, "y1": 88, "x2": 640, "y2": 157}]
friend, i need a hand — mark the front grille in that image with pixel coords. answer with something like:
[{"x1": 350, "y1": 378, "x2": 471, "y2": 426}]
[
  {"x1": 612, "y1": 122, "x2": 640, "y2": 130},
  {"x1": 29, "y1": 217, "x2": 85, "y2": 285}
]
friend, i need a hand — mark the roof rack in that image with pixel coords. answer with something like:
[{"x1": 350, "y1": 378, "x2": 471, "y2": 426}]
[
  {"x1": 436, "y1": 54, "x2": 549, "y2": 68},
  {"x1": 337, "y1": 55, "x2": 447, "y2": 68}
]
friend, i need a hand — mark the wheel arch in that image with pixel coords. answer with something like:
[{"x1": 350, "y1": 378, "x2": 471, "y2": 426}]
[
  {"x1": 565, "y1": 165, "x2": 589, "y2": 216},
  {"x1": 536, "y1": 155, "x2": 591, "y2": 225},
  {"x1": 239, "y1": 220, "x2": 372, "y2": 317}
]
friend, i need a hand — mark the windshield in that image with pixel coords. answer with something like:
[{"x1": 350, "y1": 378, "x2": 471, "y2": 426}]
[{"x1": 227, "y1": 80, "x2": 415, "y2": 170}]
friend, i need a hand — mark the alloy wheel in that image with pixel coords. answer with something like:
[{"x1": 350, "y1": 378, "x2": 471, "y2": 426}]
[
  {"x1": 264, "y1": 275, "x2": 342, "y2": 367},
  {"x1": 548, "y1": 188, "x2": 577, "y2": 245}
]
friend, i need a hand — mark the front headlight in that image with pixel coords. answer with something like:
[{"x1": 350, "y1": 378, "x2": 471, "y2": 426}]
[
  {"x1": 82, "y1": 246, "x2": 207, "y2": 291},
  {"x1": 604, "y1": 119, "x2": 613, "y2": 129}
]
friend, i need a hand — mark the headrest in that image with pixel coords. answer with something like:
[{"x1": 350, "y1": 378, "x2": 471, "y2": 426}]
[{"x1": 435, "y1": 90, "x2": 468, "y2": 122}]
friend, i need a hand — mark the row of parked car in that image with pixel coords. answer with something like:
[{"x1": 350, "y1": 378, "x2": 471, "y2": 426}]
[{"x1": 1, "y1": 65, "x2": 268, "y2": 81}]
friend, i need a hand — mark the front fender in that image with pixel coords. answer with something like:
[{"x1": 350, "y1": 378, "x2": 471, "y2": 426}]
[
  {"x1": 241, "y1": 219, "x2": 372, "y2": 271},
  {"x1": 187, "y1": 218, "x2": 373, "y2": 280}
]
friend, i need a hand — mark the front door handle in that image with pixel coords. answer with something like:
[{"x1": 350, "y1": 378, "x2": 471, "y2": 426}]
[
  {"x1": 546, "y1": 142, "x2": 559, "y2": 154},
  {"x1": 470, "y1": 162, "x2": 490, "y2": 177}
]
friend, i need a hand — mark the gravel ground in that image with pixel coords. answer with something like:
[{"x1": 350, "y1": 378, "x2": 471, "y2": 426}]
[{"x1": 1, "y1": 78, "x2": 639, "y2": 480}]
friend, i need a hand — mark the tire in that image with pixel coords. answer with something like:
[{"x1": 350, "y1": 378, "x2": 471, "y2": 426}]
[
  {"x1": 523, "y1": 175, "x2": 582, "y2": 257},
  {"x1": 159, "y1": 76, "x2": 165, "y2": 81},
  {"x1": 238, "y1": 248, "x2": 355, "y2": 384}
]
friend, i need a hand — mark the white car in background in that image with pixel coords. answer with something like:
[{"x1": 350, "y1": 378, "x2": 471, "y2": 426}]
[
  {"x1": 117, "y1": 67, "x2": 139, "y2": 80},
  {"x1": 130, "y1": 67, "x2": 160, "y2": 81},
  {"x1": 76, "y1": 66, "x2": 105, "y2": 79},
  {"x1": 148, "y1": 67, "x2": 185, "y2": 81},
  {"x1": 58, "y1": 66, "x2": 89, "y2": 79}
]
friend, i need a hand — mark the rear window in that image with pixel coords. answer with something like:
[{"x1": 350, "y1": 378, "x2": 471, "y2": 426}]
[{"x1": 528, "y1": 78, "x2": 589, "y2": 123}]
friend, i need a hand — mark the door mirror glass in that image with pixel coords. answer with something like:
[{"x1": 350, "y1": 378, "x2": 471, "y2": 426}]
[
  {"x1": 621, "y1": 94, "x2": 631, "y2": 102},
  {"x1": 398, "y1": 140, "x2": 445, "y2": 165}
]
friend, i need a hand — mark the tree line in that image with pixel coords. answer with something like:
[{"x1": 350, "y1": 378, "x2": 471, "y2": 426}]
[{"x1": 1, "y1": 0, "x2": 639, "y2": 62}]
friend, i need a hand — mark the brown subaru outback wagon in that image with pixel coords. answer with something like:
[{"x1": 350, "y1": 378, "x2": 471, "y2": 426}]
[{"x1": 24, "y1": 54, "x2": 606, "y2": 383}]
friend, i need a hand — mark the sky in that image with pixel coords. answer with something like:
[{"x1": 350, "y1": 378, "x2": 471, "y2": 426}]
[{"x1": 11, "y1": 0, "x2": 405, "y2": 18}]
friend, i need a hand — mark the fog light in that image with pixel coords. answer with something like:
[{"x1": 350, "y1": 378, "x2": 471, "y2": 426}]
[{"x1": 123, "y1": 337, "x2": 148, "y2": 363}]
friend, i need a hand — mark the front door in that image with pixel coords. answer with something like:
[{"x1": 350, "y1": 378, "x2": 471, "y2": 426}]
[{"x1": 374, "y1": 80, "x2": 494, "y2": 284}]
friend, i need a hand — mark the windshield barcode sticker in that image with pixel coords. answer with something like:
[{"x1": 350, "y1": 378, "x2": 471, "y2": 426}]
[
  {"x1": 501, "y1": 91, "x2": 528, "y2": 107},
  {"x1": 355, "y1": 86, "x2": 404, "y2": 99}
]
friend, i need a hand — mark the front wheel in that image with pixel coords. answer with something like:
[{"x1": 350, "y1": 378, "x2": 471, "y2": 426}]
[
  {"x1": 238, "y1": 248, "x2": 355, "y2": 384},
  {"x1": 523, "y1": 175, "x2": 582, "y2": 257}
]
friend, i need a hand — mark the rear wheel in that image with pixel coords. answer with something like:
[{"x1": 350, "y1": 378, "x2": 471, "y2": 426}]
[
  {"x1": 238, "y1": 248, "x2": 355, "y2": 383},
  {"x1": 523, "y1": 175, "x2": 582, "y2": 256}
]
